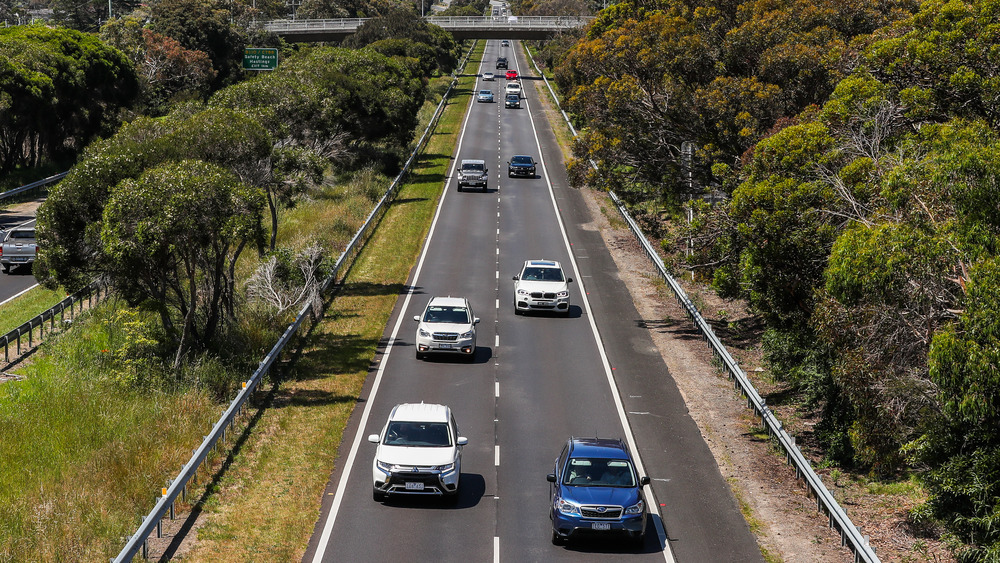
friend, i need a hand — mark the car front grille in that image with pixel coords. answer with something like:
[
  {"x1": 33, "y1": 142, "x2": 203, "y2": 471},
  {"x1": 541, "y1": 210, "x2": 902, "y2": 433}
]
[
  {"x1": 581, "y1": 505, "x2": 624, "y2": 519},
  {"x1": 433, "y1": 333, "x2": 459, "y2": 341},
  {"x1": 530, "y1": 292, "x2": 557, "y2": 299}
]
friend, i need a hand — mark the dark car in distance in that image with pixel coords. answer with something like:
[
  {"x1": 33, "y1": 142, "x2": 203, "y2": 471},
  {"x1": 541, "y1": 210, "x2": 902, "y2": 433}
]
[
  {"x1": 507, "y1": 155, "x2": 536, "y2": 177},
  {"x1": 547, "y1": 437, "x2": 650, "y2": 546},
  {"x1": 496, "y1": 56, "x2": 508, "y2": 69},
  {"x1": 505, "y1": 93, "x2": 521, "y2": 108}
]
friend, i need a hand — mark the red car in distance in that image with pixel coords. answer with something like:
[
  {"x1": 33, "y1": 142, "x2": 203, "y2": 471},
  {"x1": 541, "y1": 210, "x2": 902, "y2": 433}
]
[{"x1": 506, "y1": 69, "x2": 518, "y2": 80}]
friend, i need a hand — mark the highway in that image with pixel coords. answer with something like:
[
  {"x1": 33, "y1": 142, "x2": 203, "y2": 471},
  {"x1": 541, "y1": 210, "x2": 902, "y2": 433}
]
[
  {"x1": 0, "y1": 203, "x2": 40, "y2": 304},
  {"x1": 302, "y1": 39, "x2": 763, "y2": 562}
]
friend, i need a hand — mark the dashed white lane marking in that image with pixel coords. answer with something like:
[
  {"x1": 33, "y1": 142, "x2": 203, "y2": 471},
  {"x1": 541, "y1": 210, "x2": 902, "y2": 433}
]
[
  {"x1": 495, "y1": 334, "x2": 500, "y2": 347},
  {"x1": 495, "y1": 270, "x2": 499, "y2": 279},
  {"x1": 495, "y1": 445, "x2": 500, "y2": 466},
  {"x1": 495, "y1": 298, "x2": 500, "y2": 309},
  {"x1": 494, "y1": 536, "x2": 500, "y2": 563},
  {"x1": 495, "y1": 381, "x2": 500, "y2": 398}
]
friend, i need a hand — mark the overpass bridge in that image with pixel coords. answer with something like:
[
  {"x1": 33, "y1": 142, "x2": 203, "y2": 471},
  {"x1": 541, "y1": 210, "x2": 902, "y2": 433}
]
[{"x1": 263, "y1": 15, "x2": 594, "y2": 42}]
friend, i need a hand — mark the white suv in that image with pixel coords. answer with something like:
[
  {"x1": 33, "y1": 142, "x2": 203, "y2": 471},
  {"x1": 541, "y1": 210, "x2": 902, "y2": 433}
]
[
  {"x1": 413, "y1": 296, "x2": 479, "y2": 360},
  {"x1": 368, "y1": 403, "x2": 467, "y2": 502},
  {"x1": 513, "y1": 259, "x2": 573, "y2": 316}
]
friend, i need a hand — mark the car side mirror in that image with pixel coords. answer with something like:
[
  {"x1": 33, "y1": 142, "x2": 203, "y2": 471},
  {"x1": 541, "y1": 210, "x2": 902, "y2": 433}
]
[
  {"x1": 457, "y1": 436, "x2": 468, "y2": 446},
  {"x1": 640, "y1": 476, "x2": 650, "y2": 486},
  {"x1": 546, "y1": 473, "x2": 556, "y2": 483},
  {"x1": 368, "y1": 434, "x2": 380, "y2": 444},
  {"x1": 474, "y1": 317, "x2": 481, "y2": 324},
  {"x1": 512, "y1": 275, "x2": 519, "y2": 281},
  {"x1": 567, "y1": 278, "x2": 573, "y2": 283},
  {"x1": 412, "y1": 315, "x2": 420, "y2": 322},
  {"x1": 506, "y1": 161, "x2": 510, "y2": 165}
]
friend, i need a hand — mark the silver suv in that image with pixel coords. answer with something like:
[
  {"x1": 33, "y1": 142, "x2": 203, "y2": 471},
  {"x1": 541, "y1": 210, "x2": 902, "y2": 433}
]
[
  {"x1": 413, "y1": 296, "x2": 479, "y2": 361},
  {"x1": 457, "y1": 159, "x2": 488, "y2": 191}
]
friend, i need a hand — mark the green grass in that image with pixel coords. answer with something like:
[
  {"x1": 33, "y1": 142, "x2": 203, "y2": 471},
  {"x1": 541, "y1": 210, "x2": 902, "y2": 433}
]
[
  {"x1": 0, "y1": 305, "x2": 221, "y2": 561},
  {"x1": 0, "y1": 286, "x2": 68, "y2": 335}
]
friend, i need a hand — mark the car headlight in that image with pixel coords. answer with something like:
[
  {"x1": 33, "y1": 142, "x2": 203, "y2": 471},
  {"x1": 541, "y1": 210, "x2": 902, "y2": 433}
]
[
  {"x1": 516, "y1": 288, "x2": 529, "y2": 295},
  {"x1": 432, "y1": 462, "x2": 456, "y2": 473},
  {"x1": 418, "y1": 328, "x2": 430, "y2": 337},
  {"x1": 554, "y1": 496, "x2": 581, "y2": 516},
  {"x1": 556, "y1": 290, "x2": 569, "y2": 298},
  {"x1": 376, "y1": 460, "x2": 393, "y2": 473},
  {"x1": 461, "y1": 330, "x2": 474, "y2": 339},
  {"x1": 625, "y1": 500, "x2": 645, "y2": 515}
]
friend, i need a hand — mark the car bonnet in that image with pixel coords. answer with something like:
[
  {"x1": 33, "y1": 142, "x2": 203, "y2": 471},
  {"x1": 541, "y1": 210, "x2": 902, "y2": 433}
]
[{"x1": 376, "y1": 444, "x2": 457, "y2": 466}]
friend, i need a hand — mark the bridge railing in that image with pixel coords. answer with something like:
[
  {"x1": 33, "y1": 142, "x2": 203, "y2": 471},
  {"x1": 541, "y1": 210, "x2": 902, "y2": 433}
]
[
  {"x1": 264, "y1": 15, "x2": 593, "y2": 33},
  {"x1": 524, "y1": 47, "x2": 880, "y2": 563}
]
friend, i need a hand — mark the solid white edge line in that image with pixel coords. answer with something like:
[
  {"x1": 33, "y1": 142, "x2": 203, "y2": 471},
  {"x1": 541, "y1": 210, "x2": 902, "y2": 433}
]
[
  {"x1": 524, "y1": 83, "x2": 677, "y2": 563},
  {"x1": 0, "y1": 283, "x2": 39, "y2": 307},
  {"x1": 310, "y1": 48, "x2": 487, "y2": 563}
]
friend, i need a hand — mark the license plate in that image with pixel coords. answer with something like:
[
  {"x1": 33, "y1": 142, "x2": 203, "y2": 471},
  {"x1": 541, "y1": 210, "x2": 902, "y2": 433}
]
[
  {"x1": 12, "y1": 257, "x2": 27, "y2": 262},
  {"x1": 438, "y1": 343, "x2": 452, "y2": 349},
  {"x1": 404, "y1": 482, "x2": 424, "y2": 491},
  {"x1": 592, "y1": 522, "x2": 611, "y2": 531}
]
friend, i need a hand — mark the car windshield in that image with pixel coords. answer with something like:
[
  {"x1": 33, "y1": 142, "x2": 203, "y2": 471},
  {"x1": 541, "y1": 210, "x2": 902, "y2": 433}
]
[
  {"x1": 564, "y1": 458, "x2": 636, "y2": 487},
  {"x1": 384, "y1": 422, "x2": 452, "y2": 447},
  {"x1": 521, "y1": 267, "x2": 563, "y2": 282},
  {"x1": 480, "y1": 90, "x2": 491, "y2": 95},
  {"x1": 462, "y1": 163, "x2": 484, "y2": 172},
  {"x1": 512, "y1": 156, "x2": 532, "y2": 165},
  {"x1": 423, "y1": 305, "x2": 470, "y2": 324}
]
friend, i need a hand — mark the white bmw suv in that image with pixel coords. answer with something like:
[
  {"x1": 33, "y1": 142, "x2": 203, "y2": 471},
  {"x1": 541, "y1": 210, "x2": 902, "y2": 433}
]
[
  {"x1": 513, "y1": 259, "x2": 573, "y2": 316},
  {"x1": 413, "y1": 296, "x2": 479, "y2": 360},
  {"x1": 368, "y1": 403, "x2": 467, "y2": 502}
]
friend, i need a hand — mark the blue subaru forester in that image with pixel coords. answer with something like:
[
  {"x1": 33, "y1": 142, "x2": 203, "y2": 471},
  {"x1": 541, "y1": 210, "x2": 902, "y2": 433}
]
[{"x1": 546, "y1": 437, "x2": 650, "y2": 546}]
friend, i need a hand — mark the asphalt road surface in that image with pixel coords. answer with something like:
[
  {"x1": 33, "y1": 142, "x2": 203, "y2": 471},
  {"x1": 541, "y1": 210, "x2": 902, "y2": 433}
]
[
  {"x1": 303, "y1": 39, "x2": 764, "y2": 563},
  {"x1": 0, "y1": 201, "x2": 41, "y2": 304}
]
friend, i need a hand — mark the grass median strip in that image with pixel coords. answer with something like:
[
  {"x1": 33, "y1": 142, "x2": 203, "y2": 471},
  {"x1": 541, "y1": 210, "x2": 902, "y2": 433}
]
[{"x1": 177, "y1": 50, "x2": 481, "y2": 560}]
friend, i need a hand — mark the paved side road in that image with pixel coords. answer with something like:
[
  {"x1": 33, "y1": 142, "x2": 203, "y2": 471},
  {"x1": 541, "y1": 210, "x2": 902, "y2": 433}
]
[{"x1": 0, "y1": 197, "x2": 44, "y2": 301}]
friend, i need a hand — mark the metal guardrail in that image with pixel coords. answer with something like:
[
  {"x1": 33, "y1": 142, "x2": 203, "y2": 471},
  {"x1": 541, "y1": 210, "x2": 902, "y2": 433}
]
[
  {"x1": 263, "y1": 15, "x2": 593, "y2": 33},
  {"x1": 0, "y1": 171, "x2": 67, "y2": 202},
  {"x1": 1, "y1": 280, "x2": 104, "y2": 370},
  {"x1": 113, "y1": 41, "x2": 476, "y2": 563},
  {"x1": 524, "y1": 48, "x2": 880, "y2": 563}
]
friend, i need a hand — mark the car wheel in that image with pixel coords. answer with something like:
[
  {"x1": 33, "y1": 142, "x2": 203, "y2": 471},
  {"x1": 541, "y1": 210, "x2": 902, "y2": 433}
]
[
  {"x1": 373, "y1": 488, "x2": 386, "y2": 502},
  {"x1": 508, "y1": 171, "x2": 512, "y2": 178},
  {"x1": 457, "y1": 184, "x2": 463, "y2": 192},
  {"x1": 563, "y1": 307, "x2": 571, "y2": 318},
  {"x1": 483, "y1": 184, "x2": 488, "y2": 192},
  {"x1": 416, "y1": 351, "x2": 425, "y2": 360},
  {"x1": 514, "y1": 307, "x2": 522, "y2": 316}
]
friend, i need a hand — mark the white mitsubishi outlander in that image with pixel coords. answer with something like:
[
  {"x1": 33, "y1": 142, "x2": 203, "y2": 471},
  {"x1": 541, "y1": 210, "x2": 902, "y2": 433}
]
[{"x1": 368, "y1": 403, "x2": 467, "y2": 502}]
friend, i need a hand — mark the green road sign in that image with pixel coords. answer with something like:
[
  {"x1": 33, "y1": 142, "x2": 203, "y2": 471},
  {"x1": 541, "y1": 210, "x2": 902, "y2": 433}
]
[{"x1": 243, "y1": 48, "x2": 278, "y2": 71}]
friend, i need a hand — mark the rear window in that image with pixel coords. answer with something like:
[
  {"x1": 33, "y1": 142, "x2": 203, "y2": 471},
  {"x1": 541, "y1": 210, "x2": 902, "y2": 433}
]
[{"x1": 8, "y1": 230, "x2": 35, "y2": 240}]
